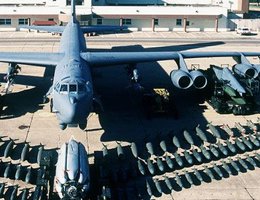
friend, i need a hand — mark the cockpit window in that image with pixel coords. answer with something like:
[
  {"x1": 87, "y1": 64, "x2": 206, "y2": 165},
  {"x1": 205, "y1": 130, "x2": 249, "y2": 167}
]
[
  {"x1": 69, "y1": 84, "x2": 77, "y2": 93},
  {"x1": 60, "y1": 84, "x2": 68, "y2": 93},
  {"x1": 78, "y1": 84, "x2": 86, "y2": 92}
]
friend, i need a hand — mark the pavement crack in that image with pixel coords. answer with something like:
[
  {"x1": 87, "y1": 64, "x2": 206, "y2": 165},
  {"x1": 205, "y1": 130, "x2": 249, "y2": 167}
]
[
  {"x1": 25, "y1": 113, "x2": 34, "y2": 142},
  {"x1": 245, "y1": 187, "x2": 255, "y2": 200}
]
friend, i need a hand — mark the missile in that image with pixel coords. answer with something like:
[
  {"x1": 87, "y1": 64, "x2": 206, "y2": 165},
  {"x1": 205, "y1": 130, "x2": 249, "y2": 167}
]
[
  {"x1": 184, "y1": 170, "x2": 193, "y2": 185},
  {"x1": 156, "y1": 156, "x2": 164, "y2": 172},
  {"x1": 4, "y1": 162, "x2": 11, "y2": 178},
  {"x1": 174, "y1": 152, "x2": 184, "y2": 167},
  {"x1": 192, "y1": 149, "x2": 202, "y2": 163},
  {"x1": 146, "y1": 180, "x2": 152, "y2": 196},
  {"x1": 204, "y1": 166, "x2": 214, "y2": 180},
  {"x1": 116, "y1": 142, "x2": 124, "y2": 159},
  {"x1": 0, "y1": 183, "x2": 5, "y2": 198},
  {"x1": 207, "y1": 123, "x2": 221, "y2": 139},
  {"x1": 235, "y1": 138, "x2": 246, "y2": 151},
  {"x1": 102, "y1": 143, "x2": 108, "y2": 159},
  {"x1": 248, "y1": 134, "x2": 260, "y2": 147},
  {"x1": 147, "y1": 159, "x2": 155, "y2": 175},
  {"x1": 10, "y1": 185, "x2": 18, "y2": 200},
  {"x1": 229, "y1": 159, "x2": 240, "y2": 172},
  {"x1": 21, "y1": 143, "x2": 29, "y2": 162},
  {"x1": 184, "y1": 150, "x2": 193, "y2": 165},
  {"x1": 200, "y1": 146, "x2": 211, "y2": 160},
  {"x1": 221, "y1": 161, "x2": 232, "y2": 175},
  {"x1": 15, "y1": 164, "x2": 22, "y2": 180},
  {"x1": 255, "y1": 153, "x2": 260, "y2": 161},
  {"x1": 221, "y1": 124, "x2": 233, "y2": 136},
  {"x1": 146, "y1": 142, "x2": 154, "y2": 156},
  {"x1": 246, "y1": 155, "x2": 257, "y2": 167},
  {"x1": 225, "y1": 140, "x2": 236, "y2": 153},
  {"x1": 4, "y1": 139, "x2": 14, "y2": 158},
  {"x1": 154, "y1": 179, "x2": 162, "y2": 194},
  {"x1": 159, "y1": 140, "x2": 167, "y2": 152},
  {"x1": 213, "y1": 164, "x2": 223, "y2": 178},
  {"x1": 184, "y1": 130, "x2": 194, "y2": 145},
  {"x1": 137, "y1": 159, "x2": 146, "y2": 175},
  {"x1": 165, "y1": 154, "x2": 174, "y2": 169},
  {"x1": 21, "y1": 188, "x2": 29, "y2": 200},
  {"x1": 164, "y1": 176, "x2": 173, "y2": 190},
  {"x1": 234, "y1": 122, "x2": 246, "y2": 134},
  {"x1": 175, "y1": 173, "x2": 183, "y2": 188},
  {"x1": 238, "y1": 158, "x2": 248, "y2": 170},
  {"x1": 209, "y1": 144, "x2": 219, "y2": 158},
  {"x1": 240, "y1": 136, "x2": 253, "y2": 150},
  {"x1": 196, "y1": 125, "x2": 208, "y2": 142},
  {"x1": 172, "y1": 135, "x2": 181, "y2": 148},
  {"x1": 255, "y1": 133, "x2": 260, "y2": 141},
  {"x1": 194, "y1": 169, "x2": 203, "y2": 182},
  {"x1": 37, "y1": 145, "x2": 43, "y2": 166},
  {"x1": 130, "y1": 142, "x2": 138, "y2": 158},
  {"x1": 25, "y1": 167, "x2": 32, "y2": 183},
  {"x1": 217, "y1": 143, "x2": 228, "y2": 156},
  {"x1": 32, "y1": 185, "x2": 42, "y2": 200},
  {"x1": 246, "y1": 120, "x2": 257, "y2": 132}
]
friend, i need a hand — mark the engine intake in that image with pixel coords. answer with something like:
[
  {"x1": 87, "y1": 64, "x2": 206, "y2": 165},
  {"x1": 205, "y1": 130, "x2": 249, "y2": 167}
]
[
  {"x1": 233, "y1": 64, "x2": 257, "y2": 79},
  {"x1": 189, "y1": 70, "x2": 207, "y2": 89},
  {"x1": 170, "y1": 70, "x2": 192, "y2": 89}
]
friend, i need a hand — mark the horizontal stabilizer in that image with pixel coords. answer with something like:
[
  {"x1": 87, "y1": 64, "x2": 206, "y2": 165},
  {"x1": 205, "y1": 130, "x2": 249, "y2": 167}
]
[{"x1": 81, "y1": 25, "x2": 127, "y2": 34}]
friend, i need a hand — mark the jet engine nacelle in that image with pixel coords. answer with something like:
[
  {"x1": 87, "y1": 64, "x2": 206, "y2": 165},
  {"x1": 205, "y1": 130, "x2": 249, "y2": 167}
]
[
  {"x1": 189, "y1": 70, "x2": 207, "y2": 89},
  {"x1": 55, "y1": 139, "x2": 90, "y2": 199},
  {"x1": 233, "y1": 64, "x2": 257, "y2": 79},
  {"x1": 253, "y1": 64, "x2": 260, "y2": 79},
  {"x1": 170, "y1": 70, "x2": 193, "y2": 89}
]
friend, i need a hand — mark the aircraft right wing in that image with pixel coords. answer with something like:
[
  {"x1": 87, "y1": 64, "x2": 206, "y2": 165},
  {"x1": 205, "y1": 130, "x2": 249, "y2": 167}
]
[{"x1": 81, "y1": 25, "x2": 127, "y2": 34}]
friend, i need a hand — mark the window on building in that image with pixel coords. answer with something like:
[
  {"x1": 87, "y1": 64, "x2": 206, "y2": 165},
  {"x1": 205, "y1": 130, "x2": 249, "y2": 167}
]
[
  {"x1": 66, "y1": 0, "x2": 82, "y2": 5},
  {"x1": 0, "y1": 19, "x2": 11, "y2": 25},
  {"x1": 48, "y1": 18, "x2": 54, "y2": 21},
  {"x1": 97, "y1": 18, "x2": 103, "y2": 25},
  {"x1": 122, "y1": 19, "x2": 131, "y2": 25},
  {"x1": 154, "y1": 19, "x2": 159, "y2": 25},
  {"x1": 186, "y1": 21, "x2": 190, "y2": 26},
  {"x1": 176, "y1": 19, "x2": 182, "y2": 26},
  {"x1": 18, "y1": 19, "x2": 28, "y2": 25}
]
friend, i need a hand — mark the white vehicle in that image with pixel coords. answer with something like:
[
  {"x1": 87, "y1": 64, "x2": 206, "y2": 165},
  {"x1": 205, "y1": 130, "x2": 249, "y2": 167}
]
[{"x1": 236, "y1": 27, "x2": 251, "y2": 35}]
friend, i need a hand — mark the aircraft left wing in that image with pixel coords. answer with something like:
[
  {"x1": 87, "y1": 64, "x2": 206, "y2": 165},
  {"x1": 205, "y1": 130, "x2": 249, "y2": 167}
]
[
  {"x1": 81, "y1": 51, "x2": 260, "y2": 67},
  {"x1": 19, "y1": 26, "x2": 65, "y2": 33},
  {"x1": 0, "y1": 52, "x2": 64, "y2": 66}
]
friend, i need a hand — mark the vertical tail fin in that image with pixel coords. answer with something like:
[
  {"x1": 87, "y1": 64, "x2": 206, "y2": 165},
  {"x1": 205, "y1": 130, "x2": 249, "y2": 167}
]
[{"x1": 71, "y1": 0, "x2": 76, "y2": 17}]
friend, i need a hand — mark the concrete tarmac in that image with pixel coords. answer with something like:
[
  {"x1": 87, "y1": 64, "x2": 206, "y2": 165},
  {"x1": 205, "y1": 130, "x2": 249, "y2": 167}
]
[{"x1": 0, "y1": 31, "x2": 260, "y2": 199}]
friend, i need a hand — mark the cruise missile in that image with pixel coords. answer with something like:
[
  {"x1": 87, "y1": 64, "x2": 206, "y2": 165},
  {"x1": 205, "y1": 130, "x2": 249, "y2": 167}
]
[
  {"x1": 193, "y1": 169, "x2": 203, "y2": 182},
  {"x1": 238, "y1": 158, "x2": 248, "y2": 170},
  {"x1": 207, "y1": 123, "x2": 221, "y2": 139},
  {"x1": 102, "y1": 143, "x2": 108, "y2": 159},
  {"x1": 137, "y1": 159, "x2": 146, "y2": 175},
  {"x1": 184, "y1": 130, "x2": 194, "y2": 145},
  {"x1": 174, "y1": 152, "x2": 184, "y2": 167},
  {"x1": 159, "y1": 140, "x2": 167, "y2": 152},
  {"x1": 0, "y1": 183, "x2": 5, "y2": 198},
  {"x1": 184, "y1": 150, "x2": 193, "y2": 165},
  {"x1": 154, "y1": 179, "x2": 162, "y2": 194},
  {"x1": 240, "y1": 136, "x2": 253, "y2": 150},
  {"x1": 172, "y1": 136, "x2": 181, "y2": 148},
  {"x1": 4, "y1": 139, "x2": 14, "y2": 158},
  {"x1": 225, "y1": 140, "x2": 236, "y2": 153},
  {"x1": 4, "y1": 162, "x2": 11, "y2": 178},
  {"x1": 116, "y1": 142, "x2": 124, "y2": 159},
  {"x1": 245, "y1": 155, "x2": 257, "y2": 167},
  {"x1": 37, "y1": 145, "x2": 43, "y2": 166},
  {"x1": 213, "y1": 164, "x2": 223, "y2": 178},
  {"x1": 221, "y1": 124, "x2": 233, "y2": 137},
  {"x1": 248, "y1": 134, "x2": 260, "y2": 147},
  {"x1": 200, "y1": 145, "x2": 211, "y2": 160},
  {"x1": 229, "y1": 158, "x2": 240, "y2": 172},
  {"x1": 234, "y1": 122, "x2": 246, "y2": 134},
  {"x1": 10, "y1": 185, "x2": 18, "y2": 200},
  {"x1": 217, "y1": 143, "x2": 228, "y2": 156},
  {"x1": 184, "y1": 170, "x2": 193, "y2": 185},
  {"x1": 196, "y1": 125, "x2": 208, "y2": 142},
  {"x1": 146, "y1": 142, "x2": 154, "y2": 156},
  {"x1": 20, "y1": 188, "x2": 29, "y2": 200},
  {"x1": 209, "y1": 144, "x2": 219, "y2": 158},
  {"x1": 25, "y1": 167, "x2": 32, "y2": 183},
  {"x1": 204, "y1": 166, "x2": 214, "y2": 180},
  {"x1": 15, "y1": 164, "x2": 22, "y2": 180},
  {"x1": 221, "y1": 160, "x2": 232, "y2": 175},
  {"x1": 246, "y1": 120, "x2": 257, "y2": 132},
  {"x1": 175, "y1": 173, "x2": 183, "y2": 188},
  {"x1": 192, "y1": 149, "x2": 202, "y2": 163},
  {"x1": 255, "y1": 153, "x2": 260, "y2": 161},
  {"x1": 130, "y1": 142, "x2": 138, "y2": 158},
  {"x1": 165, "y1": 154, "x2": 174, "y2": 169},
  {"x1": 146, "y1": 159, "x2": 155, "y2": 175},
  {"x1": 156, "y1": 156, "x2": 164, "y2": 172},
  {"x1": 164, "y1": 176, "x2": 173, "y2": 190},
  {"x1": 21, "y1": 143, "x2": 29, "y2": 162},
  {"x1": 146, "y1": 180, "x2": 152, "y2": 196},
  {"x1": 235, "y1": 138, "x2": 246, "y2": 151},
  {"x1": 55, "y1": 138, "x2": 90, "y2": 199},
  {"x1": 32, "y1": 186, "x2": 42, "y2": 200}
]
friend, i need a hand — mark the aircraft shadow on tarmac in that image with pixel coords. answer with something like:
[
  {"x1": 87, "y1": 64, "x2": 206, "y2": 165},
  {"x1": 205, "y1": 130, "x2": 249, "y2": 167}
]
[{"x1": 93, "y1": 42, "x2": 225, "y2": 143}]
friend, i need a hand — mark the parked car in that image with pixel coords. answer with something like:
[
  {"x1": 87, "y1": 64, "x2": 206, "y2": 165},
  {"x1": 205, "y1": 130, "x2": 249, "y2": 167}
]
[{"x1": 236, "y1": 27, "x2": 251, "y2": 35}]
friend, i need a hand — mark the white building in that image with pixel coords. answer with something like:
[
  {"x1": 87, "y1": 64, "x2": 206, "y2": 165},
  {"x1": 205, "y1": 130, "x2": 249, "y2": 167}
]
[{"x1": 0, "y1": 0, "x2": 249, "y2": 32}]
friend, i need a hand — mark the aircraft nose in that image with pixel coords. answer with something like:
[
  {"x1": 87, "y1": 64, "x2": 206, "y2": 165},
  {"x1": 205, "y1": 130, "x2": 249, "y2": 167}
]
[{"x1": 70, "y1": 96, "x2": 77, "y2": 104}]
